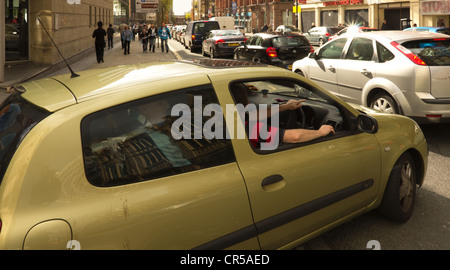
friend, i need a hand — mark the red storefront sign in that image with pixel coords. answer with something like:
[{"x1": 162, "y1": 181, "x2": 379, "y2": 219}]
[
  {"x1": 420, "y1": 0, "x2": 450, "y2": 15},
  {"x1": 322, "y1": 0, "x2": 363, "y2": 7}
]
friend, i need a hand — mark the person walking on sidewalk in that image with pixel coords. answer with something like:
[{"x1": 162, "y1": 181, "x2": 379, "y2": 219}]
[
  {"x1": 139, "y1": 27, "x2": 149, "y2": 52},
  {"x1": 92, "y1": 21, "x2": 106, "y2": 63},
  {"x1": 122, "y1": 25, "x2": 133, "y2": 55},
  {"x1": 148, "y1": 24, "x2": 157, "y2": 53},
  {"x1": 158, "y1": 22, "x2": 171, "y2": 53},
  {"x1": 107, "y1": 24, "x2": 115, "y2": 49}
]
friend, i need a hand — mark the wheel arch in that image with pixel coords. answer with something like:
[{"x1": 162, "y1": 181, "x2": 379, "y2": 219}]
[{"x1": 363, "y1": 86, "x2": 405, "y2": 115}]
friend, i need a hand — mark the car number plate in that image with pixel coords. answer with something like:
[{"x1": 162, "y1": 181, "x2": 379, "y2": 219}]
[
  {"x1": 287, "y1": 65, "x2": 292, "y2": 70},
  {"x1": 228, "y1": 43, "x2": 239, "y2": 46}
]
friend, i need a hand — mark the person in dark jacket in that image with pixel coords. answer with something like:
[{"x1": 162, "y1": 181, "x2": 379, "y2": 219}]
[
  {"x1": 92, "y1": 21, "x2": 106, "y2": 63},
  {"x1": 107, "y1": 24, "x2": 115, "y2": 49}
]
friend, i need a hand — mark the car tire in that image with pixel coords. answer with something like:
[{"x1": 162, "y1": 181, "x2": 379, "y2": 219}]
[
  {"x1": 370, "y1": 93, "x2": 399, "y2": 114},
  {"x1": 377, "y1": 152, "x2": 416, "y2": 223},
  {"x1": 210, "y1": 49, "x2": 215, "y2": 59}
]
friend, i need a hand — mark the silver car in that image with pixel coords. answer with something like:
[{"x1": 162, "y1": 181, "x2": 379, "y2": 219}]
[{"x1": 292, "y1": 31, "x2": 450, "y2": 123}]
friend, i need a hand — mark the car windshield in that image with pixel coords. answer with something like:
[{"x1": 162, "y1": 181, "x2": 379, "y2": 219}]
[
  {"x1": 272, "y1": 36, "x2": 308, "y2": 47},
  {"x1": 402, "y1": 38, "x2": 450, "y2": 66},
  {"x1": 194, "y1": 22, "x2": 220, "y2": 34},
  {"x1": 243, "y1": 80, "x2": 327, "y2": 102},
  {"x1": 0, "y1": 91, "x2": 50, "y2": 183}
]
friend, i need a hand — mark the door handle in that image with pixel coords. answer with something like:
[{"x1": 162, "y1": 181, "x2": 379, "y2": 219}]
[
  {"x1": 261, "y1": 174, "x2": 284, "y2": 187},
  {"x1": 360, "y1": 69, "x2": 372, "y2": 76},
  {"x1": 328, "y1": 66, "x2": 336, "y2": 72}
]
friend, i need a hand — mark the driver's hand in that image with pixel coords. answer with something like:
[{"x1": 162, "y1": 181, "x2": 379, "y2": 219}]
[
  {"x1": 285, "y1": 99, "x2": 306, "y2": 110},
  {"x1": 318, "y1": 125, "x2": 335, "y2": 137}
]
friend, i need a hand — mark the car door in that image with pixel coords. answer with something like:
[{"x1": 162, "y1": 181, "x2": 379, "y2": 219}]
[
  {"x1": 337, "y1": 37, "x2": 376, "y2": 104},
  {"x1": 213, "y1": 76, "x2": 382, "y2": 249},
  {"x1": 78, "y1": 84, "x2": 259, "y2": 249},
  {"x1": 307, "y1": 38, "x2": 348, "y2": 95}
]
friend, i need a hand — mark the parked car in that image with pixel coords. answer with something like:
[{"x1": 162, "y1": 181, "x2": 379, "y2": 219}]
[
  {"x1": 233, "y1": 32, "x2": 314, "y2": 69},
  {"x1": 292, "y1": 31, "x2": 450, "y2": 123},
  {"x1": 0, "y1": 59, "x2": 427, "y2": 249},
  {"x1": 184, "y1": 20, "x2": 220, "y2": 52},
  {"x1": 202, "y1": 29, "x2": 247, "y2": 58},
  {"x1": 329, "y1": 26, "x2": 378, "y2": 41},
  {"x1": 304, "y1": 26, "x2": 340, "y2": 46},
  {"x1": 403, "y1": 26, "x2": 450, "y2": 35}
]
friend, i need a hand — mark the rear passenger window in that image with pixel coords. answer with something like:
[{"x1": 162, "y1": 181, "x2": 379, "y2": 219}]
[
  {"x1": 346, "y1": 38, "x2": 374, "y2": 61},
  {"x1": 81, "y1": 85, "x2": 235, "y2": 187}
]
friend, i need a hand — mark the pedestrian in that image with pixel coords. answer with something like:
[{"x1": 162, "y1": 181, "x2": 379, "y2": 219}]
[
  {"x1": 381, "y1": 19, "x2": 387, "y2": 30},
  {"x1": 119, "y1": 22, "x2": 127, "y2": 49},
  {"x1": 92, "y1": 21, "x2": 106, "y2": 63},
  {"x1": 158, "y1": 22, "x2": 171, "y2": 53},
  {"x1": 148, "y1": 24, "x2": 157, "y2": 53},
  {"x1": 122, "y1": 25, "x2": 133, "y2": 55},
  {"x1": 139, "y1": 27, "x2": 149, "y2": 52},
  {"x1": 107, "y1": 24, "x2": 115, "y2": 49}
]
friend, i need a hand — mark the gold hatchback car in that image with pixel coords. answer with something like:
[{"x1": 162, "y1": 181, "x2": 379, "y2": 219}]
[{"x1": 0, "y1": 60, "x2": 427, "y2": 250}]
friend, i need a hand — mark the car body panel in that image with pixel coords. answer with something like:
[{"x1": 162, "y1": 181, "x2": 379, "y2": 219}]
[{"x1": 0, "y1": 61, "x2": 428, "y2": 249}]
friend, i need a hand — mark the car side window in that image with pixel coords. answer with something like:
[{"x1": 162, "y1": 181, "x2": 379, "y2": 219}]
[
  {"x1": 229, "y1": 80, "x2": 350, "y2": 152},
  {"x1": 346, "y1": 38, "x2": 374, "y2": 61},
  {"x1": 254, "y1": 36, "x2": 263, "y2": 46},
  {"x1": 376, "y1": 41, "x2": 395, "y2": 63},
  {"x1": 81, "y1": 85, "x2": 236, "y2": 187},
  {"x1": 319, "y1": 38, "x2": 347, "y2": 59}
]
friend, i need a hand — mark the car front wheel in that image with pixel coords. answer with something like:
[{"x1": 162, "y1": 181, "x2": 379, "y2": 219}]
[{"x1": 377, "y1": 152, "x2": 416, "y2": 223}]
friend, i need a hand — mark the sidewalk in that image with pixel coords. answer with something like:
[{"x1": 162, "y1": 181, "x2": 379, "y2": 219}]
[{"x1": 0, "y1": 35, "x2": 178, "y2": 98}]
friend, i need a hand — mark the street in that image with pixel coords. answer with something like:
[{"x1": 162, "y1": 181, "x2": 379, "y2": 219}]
[{"x1": 17, "y1": 37, "x2": 450, "y2": 250}]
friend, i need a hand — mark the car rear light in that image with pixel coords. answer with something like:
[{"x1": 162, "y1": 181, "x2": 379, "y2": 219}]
[
  {"x1": 325, "y1": 33, "x2": 330, "y2": 36},
  {"x1": 192, "y1": 35, "x2": 195, "y2": 41},
  {"x1": 215, "y1": 39, "x2": 225, "y2": 44},
  {"x1": 243, "y1": 37, "x2": 248, "y2": 42},
  {"x1": 310, "y1": 45, "x2": 315, "y2": 53},
  {"x1": 426, "y1": 114, "x2": 442, "y2": 119},
  {"x1": 390, "y1": 41, "x2": 426, "y2": 66},
  {"x1": 266, "y1": 47, "x2": 278, "y2": 58}
]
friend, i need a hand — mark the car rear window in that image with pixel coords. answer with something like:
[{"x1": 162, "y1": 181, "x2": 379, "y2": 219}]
[
  {"x1": 194, "y1": 22, "x2": 220, "y2": 34},
  {"x1": 402, "y1": 38, "x2": 450, "y2": 66},
  {"x1": 0, "y1": 91, "x2": 50, "y2": 183},
  {"x1": 272, "y1": 36, "x2": 309, "y2": 48}
]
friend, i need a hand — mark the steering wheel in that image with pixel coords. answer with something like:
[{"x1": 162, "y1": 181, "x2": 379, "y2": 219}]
[{"x1": 286, "y1": 105, "x2": 306, "y2": 129}]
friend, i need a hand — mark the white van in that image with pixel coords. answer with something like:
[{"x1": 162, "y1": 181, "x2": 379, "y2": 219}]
[{"x1": 209, "y1": 17, "x2": 234, "y2": 30}]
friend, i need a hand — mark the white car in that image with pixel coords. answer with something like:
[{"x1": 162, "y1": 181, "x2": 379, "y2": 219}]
[{"x1": 292, "y1": 31, "x2": 450, "y2": 123}]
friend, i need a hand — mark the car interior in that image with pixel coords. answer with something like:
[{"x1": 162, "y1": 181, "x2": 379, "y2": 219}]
[{"x1": 229, "y1": 79, "x2": 354, "y2": 152}]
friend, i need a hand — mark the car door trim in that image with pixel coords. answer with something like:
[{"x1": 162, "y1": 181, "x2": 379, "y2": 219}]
[
  {"x1": 193, "y1": 179, "x2": 373, "y2": 250},
  {"x1": 310, "y1": 76, "x2": 339, "y2": 86}
]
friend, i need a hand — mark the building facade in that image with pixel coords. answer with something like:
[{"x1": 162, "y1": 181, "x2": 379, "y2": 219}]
[{"x1": 214, "y1": 0, "x2": 450, "y2": 32}]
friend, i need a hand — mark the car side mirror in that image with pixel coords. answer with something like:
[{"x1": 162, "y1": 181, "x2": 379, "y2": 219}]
[
  {"x1": 357, "y1": 114, "x2": 378, "y2": 134},
  {"x1": 310, "y1": 51, "x2": 320, "y2": 60}
]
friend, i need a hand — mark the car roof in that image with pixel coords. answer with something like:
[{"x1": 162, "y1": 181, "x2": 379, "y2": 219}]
[
  {"x1": 16, "y1": 60, "x2": 272, "y2": 112},
  {"x1": 350, "y1": 30, "x2": 450, "y2": 42}
]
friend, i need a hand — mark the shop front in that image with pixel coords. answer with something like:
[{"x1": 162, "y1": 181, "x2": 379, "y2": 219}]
[
  {"x1": 5, "y1": 0, "x2": 28, "y2": 62},
  {"x1": 420, "y1": 0, "x2": 450, "y2": 27}
]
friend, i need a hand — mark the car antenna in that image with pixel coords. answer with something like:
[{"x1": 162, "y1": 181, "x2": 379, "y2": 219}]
[{"x1": 36, "y1": 17, "x2": 80, "y2": 78}]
